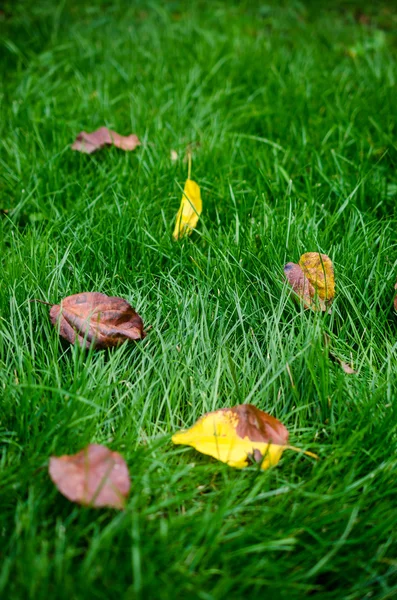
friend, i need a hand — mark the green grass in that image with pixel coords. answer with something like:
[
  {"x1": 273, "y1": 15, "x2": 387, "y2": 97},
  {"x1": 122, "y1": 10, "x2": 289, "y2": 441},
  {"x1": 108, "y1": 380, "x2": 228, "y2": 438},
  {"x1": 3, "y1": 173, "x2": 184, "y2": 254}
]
[{"x1": 1, "y1": 1, "x2": 397, "y2": 598}]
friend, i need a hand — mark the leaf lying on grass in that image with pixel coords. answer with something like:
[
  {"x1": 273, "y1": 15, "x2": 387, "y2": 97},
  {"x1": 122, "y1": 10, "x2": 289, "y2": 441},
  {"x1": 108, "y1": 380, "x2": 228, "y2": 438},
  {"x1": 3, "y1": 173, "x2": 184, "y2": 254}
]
[
  {"x1": 284, "y1": 252, "x2": 335, "y2": 311},
  {"x1": 330, "y1": 351, "x2": 357, "y2": 374},
  {"x1": 172, "y1": 404, "x2": 317, "y2": 470},
  {"x1": 49, "y1": 292, "x2": 145, "y2": 349},
  {"x1": 173, "y1": 154, "x2": 202, "y2": 240},
  {"x1": 71, "y1": 127, "x2": 141, "y2": 154},
  {"x1": 394, "y1": 280, "x2": 397, "y2": 311},
  {"x1": 336, "y1": 359, "x2": 357, "y2": 374},
  {"x1": 173, "y1": 179, "x2": 202, "y2": 240},
  {"x1": 324, "y1": 334, "x2": 357, "y2": 374},
  {"x1": 49, "y1": 444, "x2": 130, "y2": 509}
]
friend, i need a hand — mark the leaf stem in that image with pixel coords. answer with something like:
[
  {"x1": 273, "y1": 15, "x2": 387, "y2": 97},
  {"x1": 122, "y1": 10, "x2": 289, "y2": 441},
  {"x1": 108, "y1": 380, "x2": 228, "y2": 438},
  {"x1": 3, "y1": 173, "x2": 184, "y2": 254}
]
[
  {"x1": 28, "y1": 299, "x2": 53, "y2": 306},
  {"x1": 187, "y1": 151, "x2": 192, "y2": 180},
  {"x1": 287, "y1": 445, "x2": 319, "y2": 459}
]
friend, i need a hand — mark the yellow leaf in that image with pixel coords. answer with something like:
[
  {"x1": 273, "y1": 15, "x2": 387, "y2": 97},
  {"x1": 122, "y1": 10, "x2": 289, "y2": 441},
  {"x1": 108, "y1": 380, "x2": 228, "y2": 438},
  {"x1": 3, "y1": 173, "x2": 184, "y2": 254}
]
[
  {"x1": 299, "y1": 252, "x2": 335, "y2": 303},
  {"x1": 172, "y1": 404, "x2": 317, "y2": 470},
  {"x1": 172, "y1": 179, "x2": 202, "y2": 240}
]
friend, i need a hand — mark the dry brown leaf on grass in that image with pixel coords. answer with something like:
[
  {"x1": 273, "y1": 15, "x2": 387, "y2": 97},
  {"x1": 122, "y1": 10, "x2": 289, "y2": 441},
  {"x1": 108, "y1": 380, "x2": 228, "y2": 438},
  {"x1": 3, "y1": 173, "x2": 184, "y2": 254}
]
[
  {"x1": 172, "y1": 404, "x2": 318, "y2": 470},
  {"x1": 49, "y1": 292, "x2": 145, "y2": 349},
  {"x1": 336, "y1": 359, "x2": 357, "y2": 374},
  {"x1": 329, "y1": 352, "x2": 357, "y2": 374},
  {"x1": 49, "y1": 444, "x2": 130, "y2": 509},
  {"x1": 394, "y1": 280, "x2": 397, "y2": 311},
  {"x1": 284, "y1": 262, "x2": 315, "y2": 308},
  {"x1": 71, "y1": 127, "x2": 141, "y2": 154},
  {"x1": 323, "y1": 334, "x2": 357, "y2": 374},
  {"x1": 284, "y1": 252, "x2": 335, "y2": 311}
]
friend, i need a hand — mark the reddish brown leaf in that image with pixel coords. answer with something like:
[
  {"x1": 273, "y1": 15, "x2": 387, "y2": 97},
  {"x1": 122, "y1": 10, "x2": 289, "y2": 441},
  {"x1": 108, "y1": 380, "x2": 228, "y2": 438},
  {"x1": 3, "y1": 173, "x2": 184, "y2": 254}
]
[
  {"x1": 394, "y1": 280, "x2": 397, "y2": 311},
  {"x1": 284, "y1": 262, "x2": 316, "y2": 309},
  {"x1": 50, "y1": 292, "x2": 145, "y2": 349},
  {"x1": 71, "y1": 127, "x2": 141, "y2": 154},
  {"x1": 230, "y1": 404, "x2": 289, "y2": 446},
  {"x1": 49, "y1": 444, "x2": 130, "y2": 509}
]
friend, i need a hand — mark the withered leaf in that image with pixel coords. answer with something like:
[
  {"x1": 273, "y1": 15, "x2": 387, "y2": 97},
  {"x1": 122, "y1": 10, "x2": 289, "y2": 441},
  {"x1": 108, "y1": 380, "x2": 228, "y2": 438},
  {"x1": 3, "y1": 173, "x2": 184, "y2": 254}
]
[
  {"x1": 71, "y1": 127, "x2": 141, "y2": 154},
  {"x1": 394, "y1": 280, "x2": 397, "y2": 311},
  {"x1": 172, "y1": 404, "x2": 317, "y2": 470},
  {"x1": 324, "y1": 334, "x2": 357, "y2": 374},
  {"x1": 284, "y1": 262, "x2": 316, "y2": 309},
  {"x1": 284, "y1": 252, "x2": 335, "y2": 311},
  {"x1": 49, "y1": 444, "x2": 130, "y2": 509},
  {"x1": 299, "y1": 252, "x2": 335, "y2": 303},
  {"x1": 337, "y1": 359, "x2": 357, "y2": 374},
  {"x1": 50, "y1": 292, "x2": 145, "y2": 349}
]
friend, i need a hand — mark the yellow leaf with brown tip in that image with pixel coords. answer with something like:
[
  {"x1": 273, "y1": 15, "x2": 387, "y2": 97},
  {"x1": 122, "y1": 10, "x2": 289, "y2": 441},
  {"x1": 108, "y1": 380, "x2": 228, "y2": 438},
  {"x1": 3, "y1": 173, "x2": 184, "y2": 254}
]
[
  {"x1": 172, "y1": 404, "x2": 317, "y2": 470},
  {"x1": 173, "y1": 179, "x2": 202, "y2": 240}
]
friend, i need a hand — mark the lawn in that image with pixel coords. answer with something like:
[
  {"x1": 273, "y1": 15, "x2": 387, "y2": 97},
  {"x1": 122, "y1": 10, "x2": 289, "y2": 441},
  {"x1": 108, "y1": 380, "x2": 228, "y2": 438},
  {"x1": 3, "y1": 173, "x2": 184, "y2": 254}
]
[{"x1": 1, "y1": 1, "x2": 397, "y2": 598}]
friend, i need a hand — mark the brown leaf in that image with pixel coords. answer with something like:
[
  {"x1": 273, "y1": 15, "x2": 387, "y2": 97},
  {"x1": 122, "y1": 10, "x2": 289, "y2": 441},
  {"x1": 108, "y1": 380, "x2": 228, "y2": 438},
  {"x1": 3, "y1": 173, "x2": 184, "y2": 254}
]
[
  {"x1": 324, "y1": 336, "x2": 357, "y2": 374},
  {"x1": 284, "y1": 262, "x2": 317, "y2": 309},
  {"x1": 329, "y1": 352, "x2": 357, "y2": 374},
  {"x1": 337, "y1": 359, "x2": 357, "y2": 374},
  {"x1": 50, "y1": 292, "x2": 145, "y2": 349},
  {"x1": 71, "y1": 127, "x2": 141, "y2": 154},
  {"x1": 394, "y1": 280, "x2": 397, "y2": 312},
  {"x1": 49, "y1": 444, "x2": 130, "y2": 509},
  {"x1": 231, "y1": 404, "x2": 289, "y2": 446}
]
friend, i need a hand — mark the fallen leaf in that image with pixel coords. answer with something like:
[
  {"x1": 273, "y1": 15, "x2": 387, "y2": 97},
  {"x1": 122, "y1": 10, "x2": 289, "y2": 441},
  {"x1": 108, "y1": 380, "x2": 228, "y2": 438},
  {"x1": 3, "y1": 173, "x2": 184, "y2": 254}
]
[
  {"x1": 337, "y1": 359, "x2": 357, "y2": 374},
  {"x1": 329, "y1": 351, "x2": 357, "y2": 374},
  {"x1": 172, "y1": 179, "x2": 202, "y2": 240},
  {"x1": 284, "y1": 262, "x2": 316, "y2": 309},
  {"x1": 284, "y1": 252, "x2": 335, "y2": 311},
  {"x1": 71, "y1": 127, "x2": 140, "y2": 154},
  {"x1": 299, "y1": 253, "x2": 335, "y2": 303},
  {"x1": 172, "y1": 404, "x2": 317, "y2": 470},
  {"x1": 50, "y1": 292, "x2": 145, "y2": 349},
  {"x1": 394, "y1": 280, "x2": 397, "y2": 311},
  {"x1": 49, "y1": 444, "x2": 130, "y2": 509},
  {"x1": 323, "y1": 335, "x2": 357, "y2": 374}
]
